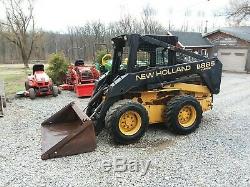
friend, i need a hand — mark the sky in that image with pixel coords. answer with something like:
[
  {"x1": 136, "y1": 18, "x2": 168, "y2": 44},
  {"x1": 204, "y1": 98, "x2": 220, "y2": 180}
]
[{"x1": 0, "y1": 0, "x2": 242, "y2": 33}]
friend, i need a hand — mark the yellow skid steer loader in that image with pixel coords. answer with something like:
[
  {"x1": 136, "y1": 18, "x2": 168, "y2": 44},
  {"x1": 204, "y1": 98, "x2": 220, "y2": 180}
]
[{"x1": 41, "y1": 34, "x2": 222, "y2": 160}]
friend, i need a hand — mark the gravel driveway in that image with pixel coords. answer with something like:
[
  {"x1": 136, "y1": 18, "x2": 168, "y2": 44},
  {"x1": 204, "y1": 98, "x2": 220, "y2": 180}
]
[{"x1": 0, "y1": 72, "x2": 250, "y2": 187}]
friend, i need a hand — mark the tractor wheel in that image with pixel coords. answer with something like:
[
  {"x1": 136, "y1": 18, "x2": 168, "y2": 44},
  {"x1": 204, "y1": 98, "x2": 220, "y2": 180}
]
[
  {"x1": 25, "y1": 81, "x2": 30, "y2": 90},
  {"x1": 165, "y1": 95, "x2": 202, "y2": 135},
  {"x1": 52, "y1": 86, "x2": 59, "y2": 97},
  {"x1": 29, "y1": 88, "x2": 36, "y2": 100},
  {"x1": 105, "y1": 99, "x2": 149, "y2": 144}
]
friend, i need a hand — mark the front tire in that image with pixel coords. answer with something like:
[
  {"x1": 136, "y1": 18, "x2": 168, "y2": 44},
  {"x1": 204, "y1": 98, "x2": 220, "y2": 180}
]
[
  {"x1": 165, "y1": 95, "x2": 202, "y2": 135},
  {"x1": 52, "y1": 86, "x2": 59, "y2": 97},
  {"x1": 105, "y1": 99, "x2": 149, "y2": 144},
  {"x1": 29, "y1": 88, "x2": 36, "y2": 100}
]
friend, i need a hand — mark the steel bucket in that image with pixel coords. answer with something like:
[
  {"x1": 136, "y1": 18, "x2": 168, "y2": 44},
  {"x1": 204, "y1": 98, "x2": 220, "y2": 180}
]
[{"x1": 41, "y1": 102, "x2": 96, "y2": 160}]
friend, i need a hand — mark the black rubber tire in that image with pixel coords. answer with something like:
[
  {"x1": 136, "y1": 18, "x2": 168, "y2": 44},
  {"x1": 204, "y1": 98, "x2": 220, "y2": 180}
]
[
  {"x1": 52, "y1": 86, "x2": 59, "y2": 97},
  {"x1": 25, "y1": 81, "x2": 30, "y2": 90},
  {"x1": 165, "y1": 95, "x2": 202, "y2": 135},
  {"x1": 105, "y1": 99, "x2": 149, "y2": 144},
  {"x1": 29, "y1": 88, "x2": 36, "y2": 100}
]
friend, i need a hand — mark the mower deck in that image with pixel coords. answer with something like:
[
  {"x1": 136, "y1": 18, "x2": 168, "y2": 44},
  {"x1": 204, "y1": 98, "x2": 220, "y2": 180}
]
[{"x1": 59, "y1": 84, "x2": 75, "y2": 91}]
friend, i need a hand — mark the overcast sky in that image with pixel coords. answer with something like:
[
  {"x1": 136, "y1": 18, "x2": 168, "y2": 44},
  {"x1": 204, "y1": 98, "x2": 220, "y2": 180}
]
[{"x1": 0, "y1": 0, "x2": 242, "y2": 32}]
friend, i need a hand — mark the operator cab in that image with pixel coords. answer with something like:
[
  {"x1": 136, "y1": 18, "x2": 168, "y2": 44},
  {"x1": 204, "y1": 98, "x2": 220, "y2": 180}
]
[{"x1": 110, "y1": 34, "x2": 178, "y2": 75}]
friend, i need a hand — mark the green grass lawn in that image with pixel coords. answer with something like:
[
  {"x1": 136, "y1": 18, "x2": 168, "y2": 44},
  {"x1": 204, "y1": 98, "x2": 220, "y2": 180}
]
[{"x1": 0, "y1": 64, "x2": 32, "y2": 96}]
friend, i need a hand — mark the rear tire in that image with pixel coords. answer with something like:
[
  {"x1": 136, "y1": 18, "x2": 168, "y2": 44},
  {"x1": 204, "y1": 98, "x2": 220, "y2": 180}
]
[
  {"x1": 105, "y1": 99, "x2": 149, "y2": 144},
  {"x1": 165, "y1": 95, "x2": 202, "y2": 135},
  {"x1": 25, "y1": 81, "x2": 30, "y2": 90},
  {"x1": 29, "y1": 88, "x2": 36, "y2": 100},
  {"x1": 52, "y1": 86, "x2": 59, "y2": 97}
]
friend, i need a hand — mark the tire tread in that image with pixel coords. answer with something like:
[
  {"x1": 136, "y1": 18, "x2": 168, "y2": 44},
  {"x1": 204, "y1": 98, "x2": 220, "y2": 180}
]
[
  {"x1": 105, "y1": 99, "x2": 148, "y2": 144},
  {"x1": 165, "y1": 95, "x2": 202, "y2": 135}
]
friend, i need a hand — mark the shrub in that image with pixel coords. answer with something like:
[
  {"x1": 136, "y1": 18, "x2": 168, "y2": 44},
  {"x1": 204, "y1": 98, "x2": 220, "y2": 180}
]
[{"x1": 46, "y1": 53, "x2": 69, "y2": 85}]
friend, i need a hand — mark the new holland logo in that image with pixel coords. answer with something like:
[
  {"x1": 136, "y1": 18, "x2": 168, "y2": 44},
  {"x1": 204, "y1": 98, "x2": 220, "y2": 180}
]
[
  {"x1": 136, "y1": 65, "x2": 191, "y2": 81},
  {"x1": 135, "y1": 61, "x2": 216, "y2": 81}
]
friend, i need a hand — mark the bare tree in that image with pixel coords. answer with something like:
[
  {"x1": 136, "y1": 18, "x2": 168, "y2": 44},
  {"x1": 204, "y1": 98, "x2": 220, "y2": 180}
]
[
  {"x1": 0, "y1": 0, "x2": 37, "y2": 68},
  {"x1": 91, "y1": 21, "x2": 105, "y2": 43},
  {"x1": 118, "y1": 13, "x2": 145, "y2": 34},
  {"x1": 226, "y1": 0, "x2": 250, "y2": 25},
  {"x1": 119, "y1": 14, "x2": 134, "y2": 34},
  {"x1": 141, "y1": 5, "x2": 156, "y2": 34},
  {"x1": 167, "y1": 7, "x2": 174, "y2": 31},
  {"x1": 141, "y1": 5, "x2": 166, "y2": 34}
]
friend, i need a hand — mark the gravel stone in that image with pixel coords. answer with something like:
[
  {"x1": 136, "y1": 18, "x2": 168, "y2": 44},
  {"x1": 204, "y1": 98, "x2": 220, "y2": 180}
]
[{"x1": 0, "y1": 73, "x2": 250, "y2": 187}]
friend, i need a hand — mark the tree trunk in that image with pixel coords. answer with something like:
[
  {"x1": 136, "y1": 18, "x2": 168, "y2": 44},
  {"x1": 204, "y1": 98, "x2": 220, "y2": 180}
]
[
  {"x1": 21, "y1": 50, "x2": 29, "y2": 68},
  {"x1": 23, "y1": 58, "x2": 29, "y2": 68}
]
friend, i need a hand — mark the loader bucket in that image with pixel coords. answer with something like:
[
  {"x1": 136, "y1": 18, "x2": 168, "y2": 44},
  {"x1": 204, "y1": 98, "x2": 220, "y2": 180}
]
[{"x1": 41, "y1": 102, "x2": 96, "y2": 160}]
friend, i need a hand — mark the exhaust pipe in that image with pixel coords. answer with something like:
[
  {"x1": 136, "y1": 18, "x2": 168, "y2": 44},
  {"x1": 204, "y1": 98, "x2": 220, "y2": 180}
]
[{"x1": 41, "y1": 102, "x2": 96, "y2": 160}]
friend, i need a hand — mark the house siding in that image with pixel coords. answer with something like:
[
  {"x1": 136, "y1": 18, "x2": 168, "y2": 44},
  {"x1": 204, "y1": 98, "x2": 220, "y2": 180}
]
[{"x1": 206, "y1": 32, "x2": 249, "y2": 47}]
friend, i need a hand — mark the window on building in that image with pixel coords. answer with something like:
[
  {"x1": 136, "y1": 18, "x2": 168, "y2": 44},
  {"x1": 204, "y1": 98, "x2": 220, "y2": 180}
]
[
  {"x1": 221, "y1": 52, "x2": 231, "y2": 55},
  {"x1": 235, "y1": 53, "x2": 245, "y2": 56},
  {"x1": 201, "y1": 49, "x2": 207, "y2": 56}
]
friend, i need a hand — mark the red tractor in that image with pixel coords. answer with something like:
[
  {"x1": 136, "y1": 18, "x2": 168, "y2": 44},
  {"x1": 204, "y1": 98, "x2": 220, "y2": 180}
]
[
  {"x1": 60, "y1": 60, "x2": 100, "y2": 97},
  {"x1": 25, "y1": 64, "x2": 59, "y2": 99}
]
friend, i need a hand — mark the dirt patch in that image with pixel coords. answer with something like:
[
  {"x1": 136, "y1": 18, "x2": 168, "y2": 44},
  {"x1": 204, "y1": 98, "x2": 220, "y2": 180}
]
[
  {"x1": 146, "y1": 139, "x2": 176, "y2": 153},
  {"x1": 114, "y1": 139, "x2": 176, "y2": 154}
]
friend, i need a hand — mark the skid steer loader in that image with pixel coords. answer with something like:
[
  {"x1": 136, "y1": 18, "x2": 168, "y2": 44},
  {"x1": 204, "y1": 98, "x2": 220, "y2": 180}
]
[{"x1": 41, "y1": 34, "x2": 222, "y2": 160}]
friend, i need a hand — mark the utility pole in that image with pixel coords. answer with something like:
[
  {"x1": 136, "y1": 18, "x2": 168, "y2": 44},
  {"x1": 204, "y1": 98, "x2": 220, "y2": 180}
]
[{"x1": 204, "y1": 20, "x2": 208, "y2": 33}]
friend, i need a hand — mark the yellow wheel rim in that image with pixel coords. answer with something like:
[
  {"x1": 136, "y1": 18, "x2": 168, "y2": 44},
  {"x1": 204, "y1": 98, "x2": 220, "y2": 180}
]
[
  {"x1": 178, "y1": 105, "x2": 197, "y2": 127},
  {"x1": 118, "y1": 111, "x2": 142, "y2": 136}
]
